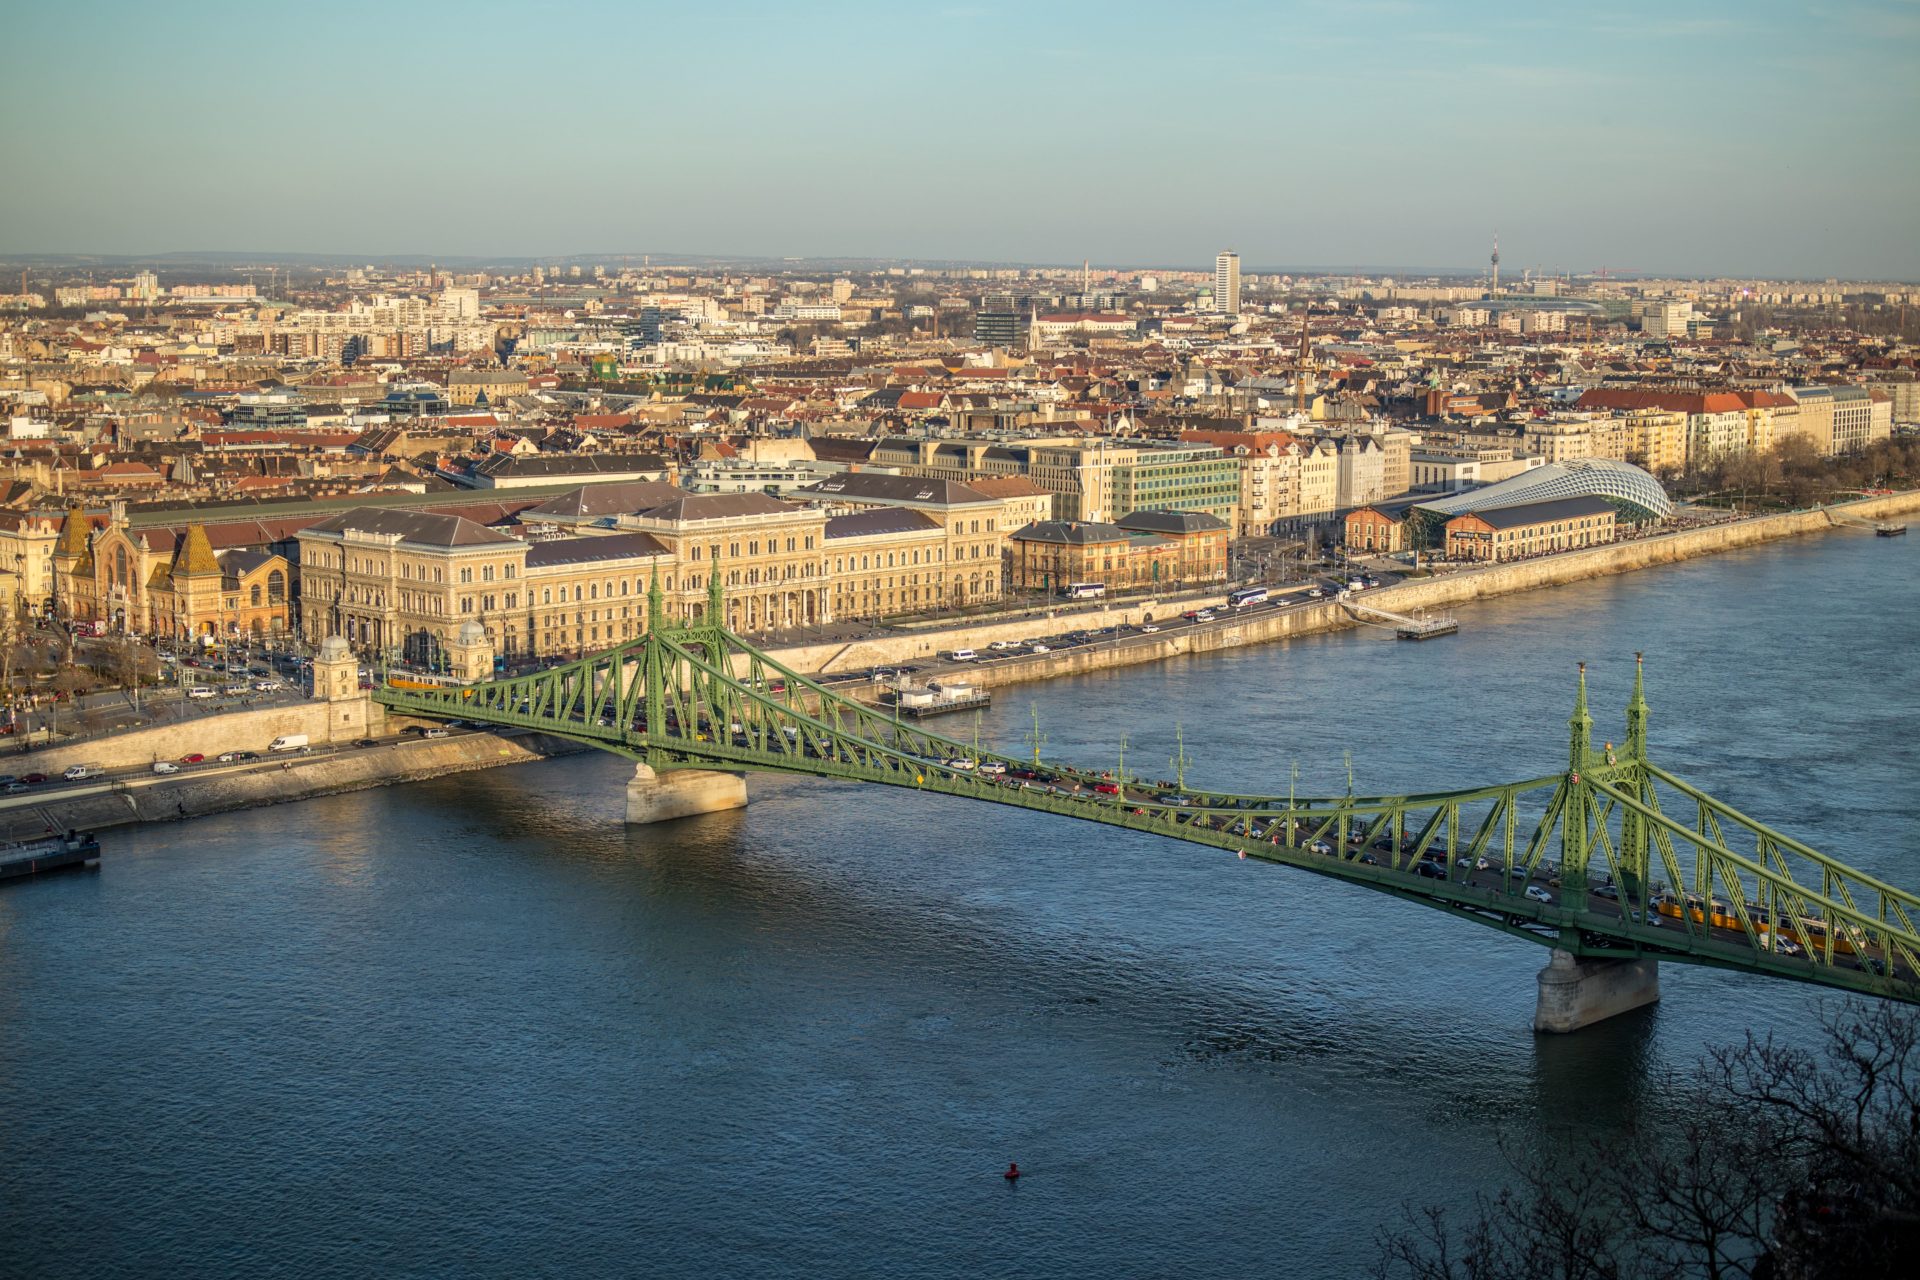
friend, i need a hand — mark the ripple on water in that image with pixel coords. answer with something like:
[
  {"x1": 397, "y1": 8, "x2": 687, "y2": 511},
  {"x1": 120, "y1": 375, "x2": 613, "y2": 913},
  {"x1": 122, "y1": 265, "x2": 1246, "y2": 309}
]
[{"x1": 0, "y1": 530, "x2": 1915, "y2": 1279}]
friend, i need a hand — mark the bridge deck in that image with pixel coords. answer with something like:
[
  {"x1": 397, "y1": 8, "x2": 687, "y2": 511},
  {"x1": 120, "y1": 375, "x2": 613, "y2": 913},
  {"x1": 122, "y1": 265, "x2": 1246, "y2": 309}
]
[{"x1": 374, "y1": 607, "x2": 1920, "y2": 1006}]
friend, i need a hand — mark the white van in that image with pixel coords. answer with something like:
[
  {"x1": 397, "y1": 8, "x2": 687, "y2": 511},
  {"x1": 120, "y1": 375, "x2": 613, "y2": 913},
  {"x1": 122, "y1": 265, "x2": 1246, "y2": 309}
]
[
  {"x1": 267, "y1": 734, "x2": 309, "y2": 753},
  {"x1": 186, "y1": 686, "x2": 216, "y2": 699},
  {"x1": 948, "y1": 648, "x2": 977, "y2": 662}
]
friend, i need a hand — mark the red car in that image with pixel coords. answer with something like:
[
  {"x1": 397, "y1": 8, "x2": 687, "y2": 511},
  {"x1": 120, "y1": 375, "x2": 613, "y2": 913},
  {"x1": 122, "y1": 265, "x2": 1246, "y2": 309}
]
[
  {"x1": 21, "y1": 773, "x2": 47, "y2": 785},
  {"x1": 179, "y1": 753, "x2": 205, "y2": 764},
  {"x1": 1093, "y1": 781, "x2": 1122, "y2": 795}
]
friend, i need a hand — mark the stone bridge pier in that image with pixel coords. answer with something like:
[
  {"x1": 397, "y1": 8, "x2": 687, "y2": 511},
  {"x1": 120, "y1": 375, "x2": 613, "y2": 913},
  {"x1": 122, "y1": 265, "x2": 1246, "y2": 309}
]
[
  {"x1": 1533, "y1": 949, "x2": 1661, "y2": 1032},
  {"x1": 626, "y1": 762, "x2": 749, "y2": 825}
]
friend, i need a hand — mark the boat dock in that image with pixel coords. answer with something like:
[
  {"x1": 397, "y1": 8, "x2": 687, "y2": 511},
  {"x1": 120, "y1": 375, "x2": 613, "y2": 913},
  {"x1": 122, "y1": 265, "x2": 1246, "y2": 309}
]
[
  {"x1": 880, "y1": 678, "x2": 992, "y2": 719},
  {"x1": 1342, "y1": 596, "x2": 1460, "y2": 641},
  {"x1": 1, "y1": 830, "x2": 101, "y2": 882},
  {"x1": 1395, "y1": 616, "x2": 1460, "y2": 640}
]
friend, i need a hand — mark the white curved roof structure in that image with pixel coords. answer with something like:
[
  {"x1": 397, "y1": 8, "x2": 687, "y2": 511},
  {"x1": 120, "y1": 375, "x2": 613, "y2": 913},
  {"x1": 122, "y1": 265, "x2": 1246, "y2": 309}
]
[{"x1": 1413, "y1": 458, "x2": 1673, "y2": 521}]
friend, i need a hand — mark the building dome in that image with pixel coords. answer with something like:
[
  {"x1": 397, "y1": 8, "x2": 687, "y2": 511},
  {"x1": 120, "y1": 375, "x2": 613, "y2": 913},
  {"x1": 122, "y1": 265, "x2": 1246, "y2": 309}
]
[
  {"x1": 457, "y1": 620, "x2": 488, "y2": 646},
  {"x1": 318, "y1": 635, "x2": 351, "y2": 661}
]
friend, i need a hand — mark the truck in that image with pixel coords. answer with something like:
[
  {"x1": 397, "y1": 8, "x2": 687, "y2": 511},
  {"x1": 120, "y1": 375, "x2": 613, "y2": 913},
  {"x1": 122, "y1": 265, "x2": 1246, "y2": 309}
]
[{"x1": 267, "y1": 734, "x2": 309, "y2": 753}]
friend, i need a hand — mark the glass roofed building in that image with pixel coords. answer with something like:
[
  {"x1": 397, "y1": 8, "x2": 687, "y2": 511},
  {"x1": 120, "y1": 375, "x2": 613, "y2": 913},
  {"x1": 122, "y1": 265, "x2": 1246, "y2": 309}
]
[{"x1": 1411, "y1": 458, "x2": 1673, "y2": 523}]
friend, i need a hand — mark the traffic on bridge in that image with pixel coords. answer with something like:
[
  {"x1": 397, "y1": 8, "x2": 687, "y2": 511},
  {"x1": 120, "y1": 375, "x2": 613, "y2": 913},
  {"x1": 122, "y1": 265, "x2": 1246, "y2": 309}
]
[{"x1": 377, "y1": 570, "x2": 1920, "y2": 1028}]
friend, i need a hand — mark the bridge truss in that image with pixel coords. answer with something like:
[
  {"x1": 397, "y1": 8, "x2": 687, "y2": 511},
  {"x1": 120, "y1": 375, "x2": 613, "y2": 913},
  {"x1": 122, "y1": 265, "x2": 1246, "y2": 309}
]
[{"x1": 375, "y1": 575, "x2": 1920, "y2": 1004}]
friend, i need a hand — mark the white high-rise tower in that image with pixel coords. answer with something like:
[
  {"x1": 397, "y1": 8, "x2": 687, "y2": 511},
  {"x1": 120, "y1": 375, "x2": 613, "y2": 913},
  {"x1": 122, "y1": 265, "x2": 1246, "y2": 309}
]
[{"x1": 1214, "y1": 251, "x2": 1241, "y2": 316}]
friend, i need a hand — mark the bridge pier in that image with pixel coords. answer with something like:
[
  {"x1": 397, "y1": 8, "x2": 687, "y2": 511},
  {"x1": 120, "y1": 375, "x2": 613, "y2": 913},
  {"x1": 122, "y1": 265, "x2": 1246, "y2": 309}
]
[
  {"x1": 625, "y1": 762, "x2": 748, "y2": 825},
  {"x1": 1533, "y1": 949, "x2": 1660, "y2": 1033}
]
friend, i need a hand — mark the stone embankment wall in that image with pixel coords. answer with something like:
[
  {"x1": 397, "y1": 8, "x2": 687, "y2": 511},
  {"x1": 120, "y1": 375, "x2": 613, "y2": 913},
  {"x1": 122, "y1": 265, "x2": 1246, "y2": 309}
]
[
  {"x1": 25, "y1": 697, "x2": 389, "y2": 775},
  {"x1": 778, "y1": 490, "x2": 1920, "y2": 695},
  {"x1": 777, "y1": 590, "x2": 1242, "y2": 675},
  {"x1": 1, "y1": 732, "x2": 586, "y2": 843}
]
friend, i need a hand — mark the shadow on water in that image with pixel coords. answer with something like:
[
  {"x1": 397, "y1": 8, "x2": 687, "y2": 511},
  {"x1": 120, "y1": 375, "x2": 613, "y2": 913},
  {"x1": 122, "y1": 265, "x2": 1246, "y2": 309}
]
[
  {"x1": 386, "y1": 759, "x2": 1629, "y2": 1135},
  {"x1": 1528, "y1": 999, "x2": 1664, "y2": 1131}
]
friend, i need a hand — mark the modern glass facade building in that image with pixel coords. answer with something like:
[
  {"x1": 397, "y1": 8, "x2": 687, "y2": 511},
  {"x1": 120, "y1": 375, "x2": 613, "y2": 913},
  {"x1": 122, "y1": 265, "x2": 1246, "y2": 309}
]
[{"x1": 1411, "y1": 458, "x2": 1673, "y2": 523}]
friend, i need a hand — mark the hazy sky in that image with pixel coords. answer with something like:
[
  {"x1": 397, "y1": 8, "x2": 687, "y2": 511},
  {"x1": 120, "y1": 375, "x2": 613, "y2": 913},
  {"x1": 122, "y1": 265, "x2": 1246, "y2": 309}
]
[{"x1": 4, "y1": 0, "x2": 1917, "y2": 278}]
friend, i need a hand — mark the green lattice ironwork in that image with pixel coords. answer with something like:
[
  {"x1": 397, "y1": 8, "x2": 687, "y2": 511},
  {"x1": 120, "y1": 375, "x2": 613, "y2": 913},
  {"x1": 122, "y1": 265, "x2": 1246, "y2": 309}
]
[{"x1": 374, "y1": 574, "x2": 1920, "y2": 1003}]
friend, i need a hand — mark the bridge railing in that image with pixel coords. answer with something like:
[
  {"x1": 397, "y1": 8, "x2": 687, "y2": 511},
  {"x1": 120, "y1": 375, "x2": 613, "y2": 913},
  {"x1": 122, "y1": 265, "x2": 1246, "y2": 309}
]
[{"x1": 373, "y1": 624, "x2": 1920, "y2": 1004}]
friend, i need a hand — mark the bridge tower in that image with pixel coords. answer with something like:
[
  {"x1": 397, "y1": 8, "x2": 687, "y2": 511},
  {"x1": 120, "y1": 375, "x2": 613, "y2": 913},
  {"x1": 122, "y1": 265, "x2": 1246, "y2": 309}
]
[
  {"x1": 625, "y1": 562, "x2": 749, "y2": 825},
  {"x1": 1535, "y1": 664, "x2": 1660, "y2": 1033},
  {"x1": 1619, "y1": 654, "x2": 1651, "y2": 899}
]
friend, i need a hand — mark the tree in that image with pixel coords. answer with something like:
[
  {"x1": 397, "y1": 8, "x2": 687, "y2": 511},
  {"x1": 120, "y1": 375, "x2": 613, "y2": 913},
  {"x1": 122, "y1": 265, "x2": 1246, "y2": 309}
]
[
  {"x1": 114, "y1": 639, "x2": 157, "y2": 711},
  {"x1": 1375, "y1": 1000, "x2": 1920, "y2": 1280},
  {"x1": 0, "y1": 601, "x2": 22, "y2": 720}
]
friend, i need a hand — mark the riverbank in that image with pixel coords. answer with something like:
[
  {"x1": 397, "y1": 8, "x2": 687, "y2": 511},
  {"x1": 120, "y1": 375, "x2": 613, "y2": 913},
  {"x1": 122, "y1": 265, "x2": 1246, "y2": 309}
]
[
  {"x1": 0, "y1": 731, "x2": 588, "y2": 844},
  {"x1": 786, "y1": 489, "x2": 1920, "y2": 694},
  {"x1": 7, "y1": 488, "x2": 1914, "y2": 842}
]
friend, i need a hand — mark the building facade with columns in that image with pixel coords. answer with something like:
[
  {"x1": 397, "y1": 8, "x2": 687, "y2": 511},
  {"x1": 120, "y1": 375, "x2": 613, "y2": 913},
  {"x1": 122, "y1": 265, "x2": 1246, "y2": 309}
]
[{"x1": 298, "y1": 489, "x2": 1012, "y2": 661}]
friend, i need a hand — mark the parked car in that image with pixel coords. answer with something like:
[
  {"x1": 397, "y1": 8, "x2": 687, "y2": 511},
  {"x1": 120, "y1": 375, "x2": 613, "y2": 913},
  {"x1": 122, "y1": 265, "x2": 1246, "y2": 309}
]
[
  {"x1": 21, "y1": 773, "x2": 47, "y2": 785},
  {"x1": 179, "y1": 753, "x2": 205, "y2": 764},
  {"x1": 1028, "y1": 643, "x2": 1050, "y2": 654},
  {"x1": 1139, "y1": 623, "x2": 1160, "y2": 633},
  {"x1": 186, "y1": 687, "x2": 216, "y2": 699},
  {"x1": 2, "y1": 781, "x2": 27, "y2": 794},
  {"x1": 987, "y1": 640, "x2": 1013, "y2": 652},
  {"x1": 217, "y1": 752, "x2": 239, "y2": 763}
]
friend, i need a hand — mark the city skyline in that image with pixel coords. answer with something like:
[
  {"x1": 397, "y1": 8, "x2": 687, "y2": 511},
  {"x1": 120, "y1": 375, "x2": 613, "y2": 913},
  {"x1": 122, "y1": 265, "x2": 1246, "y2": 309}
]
[{"x1": 4, "y1": 1, "x2": 1918, "y2": 279}]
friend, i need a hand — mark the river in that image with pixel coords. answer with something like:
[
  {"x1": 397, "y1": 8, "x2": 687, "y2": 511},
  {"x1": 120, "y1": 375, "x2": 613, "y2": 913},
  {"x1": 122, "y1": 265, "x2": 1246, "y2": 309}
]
[{"x1": 2, "y1": 529, "x2": 1915, "y2": 1278}]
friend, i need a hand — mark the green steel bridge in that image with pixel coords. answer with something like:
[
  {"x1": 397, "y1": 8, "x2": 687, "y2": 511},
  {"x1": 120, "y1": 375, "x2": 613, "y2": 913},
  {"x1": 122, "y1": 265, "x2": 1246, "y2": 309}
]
[{"x1": 375, "y1": 575, "x2": 1920, "y2": 1023}]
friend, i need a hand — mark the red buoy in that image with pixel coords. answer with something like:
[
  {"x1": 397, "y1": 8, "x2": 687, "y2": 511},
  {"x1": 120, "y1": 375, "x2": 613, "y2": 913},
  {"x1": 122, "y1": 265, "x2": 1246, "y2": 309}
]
[{"x1": 1004, "y1": 1162, "x2": 1021, "y2": 1181}]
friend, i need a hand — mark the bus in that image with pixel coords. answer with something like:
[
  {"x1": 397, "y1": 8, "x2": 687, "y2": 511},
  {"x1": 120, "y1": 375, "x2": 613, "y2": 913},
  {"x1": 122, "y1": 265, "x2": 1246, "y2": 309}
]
[
  {"x1": 1060, "y1": 582, "x2": 1107, "y2": 600},
  {"x1": 1228, "y1": 587, "x2": 1269, "y2": 609}
]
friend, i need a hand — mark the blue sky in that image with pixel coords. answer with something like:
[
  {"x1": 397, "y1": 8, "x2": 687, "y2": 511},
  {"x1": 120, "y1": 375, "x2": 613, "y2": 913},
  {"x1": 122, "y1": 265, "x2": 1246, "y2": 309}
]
[{"x1": 3, "y1": 0, "x2": 1917, "y2": 277}]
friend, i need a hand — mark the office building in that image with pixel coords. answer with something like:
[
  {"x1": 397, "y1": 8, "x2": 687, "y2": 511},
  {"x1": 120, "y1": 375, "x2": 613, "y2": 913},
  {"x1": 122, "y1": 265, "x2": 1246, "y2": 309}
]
[{"x1": 1214, "y1": 251, "x2": 1241, "y2": 317}]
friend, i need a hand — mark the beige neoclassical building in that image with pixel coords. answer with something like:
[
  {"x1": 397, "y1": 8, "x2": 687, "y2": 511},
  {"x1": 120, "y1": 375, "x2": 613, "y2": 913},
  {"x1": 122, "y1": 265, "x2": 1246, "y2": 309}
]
[{"x1": 297, "y1": 488, "x2": 1011, "y2": 662}]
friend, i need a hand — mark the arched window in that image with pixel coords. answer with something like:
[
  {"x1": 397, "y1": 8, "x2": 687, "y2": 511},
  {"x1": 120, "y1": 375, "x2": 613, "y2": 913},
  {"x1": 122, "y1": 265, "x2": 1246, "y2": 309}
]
[
  {"x1": 250, "y1": 584, "x2": 262, "y2": 607},
  {"x1": 114, "y1": 546, "x2": 128, "y2": 587}
]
